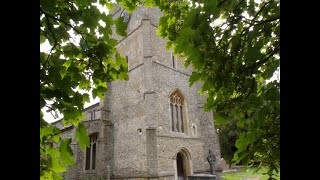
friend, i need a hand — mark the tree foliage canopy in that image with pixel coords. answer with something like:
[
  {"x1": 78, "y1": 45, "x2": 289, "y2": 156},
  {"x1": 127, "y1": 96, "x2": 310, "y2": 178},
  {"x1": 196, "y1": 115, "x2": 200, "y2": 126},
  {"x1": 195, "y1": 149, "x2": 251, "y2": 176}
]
[{"x1": 40, "y1": 0, "x2": 129, "y2": 179}]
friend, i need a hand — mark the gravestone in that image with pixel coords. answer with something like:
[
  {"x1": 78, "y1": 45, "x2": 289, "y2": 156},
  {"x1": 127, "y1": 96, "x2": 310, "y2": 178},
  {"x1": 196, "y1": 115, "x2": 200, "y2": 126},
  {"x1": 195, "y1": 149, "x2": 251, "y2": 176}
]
[{"x1": 216, "y1": 158, "x2": 226, "y2": 172}]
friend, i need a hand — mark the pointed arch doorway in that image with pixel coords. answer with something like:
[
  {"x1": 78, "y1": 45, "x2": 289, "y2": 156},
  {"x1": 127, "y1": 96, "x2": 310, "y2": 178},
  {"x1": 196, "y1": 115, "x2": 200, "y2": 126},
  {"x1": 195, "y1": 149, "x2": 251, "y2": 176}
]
[
  {"x1": 177, "y1": 153, "x2": 185, "y2": 180},
  {"x1": 175, "y1": 148, "x2": 193, "y2": 180}
]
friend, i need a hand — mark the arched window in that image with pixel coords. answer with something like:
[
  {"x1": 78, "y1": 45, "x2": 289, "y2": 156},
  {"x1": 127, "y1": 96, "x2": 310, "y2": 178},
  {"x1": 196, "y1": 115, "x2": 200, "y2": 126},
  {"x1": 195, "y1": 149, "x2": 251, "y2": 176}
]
[
  {"x1": 170, "y1": 90, "x2": 185, "y2": 133},
  {"x1": 85, "y1": 133, "x2": 98, "y2": 170}
]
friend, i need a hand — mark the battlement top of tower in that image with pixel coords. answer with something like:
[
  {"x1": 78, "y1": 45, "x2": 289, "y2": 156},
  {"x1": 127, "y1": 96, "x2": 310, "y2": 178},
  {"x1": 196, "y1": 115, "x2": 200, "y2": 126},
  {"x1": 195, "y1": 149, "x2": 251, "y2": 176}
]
[
  {"x1": 109, "y1": 3, "x2": 162, "y2": 23},
  {"x1": 107, "y1": 3, "x2": 164, "y2": 41}
]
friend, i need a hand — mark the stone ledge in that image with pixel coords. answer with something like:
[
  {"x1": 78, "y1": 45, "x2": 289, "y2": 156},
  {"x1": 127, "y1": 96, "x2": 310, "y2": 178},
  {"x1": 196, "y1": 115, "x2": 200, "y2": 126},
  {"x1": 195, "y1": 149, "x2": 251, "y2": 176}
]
[{"x1": 157, "y1": 134, "x2": 201, "y2": 140}]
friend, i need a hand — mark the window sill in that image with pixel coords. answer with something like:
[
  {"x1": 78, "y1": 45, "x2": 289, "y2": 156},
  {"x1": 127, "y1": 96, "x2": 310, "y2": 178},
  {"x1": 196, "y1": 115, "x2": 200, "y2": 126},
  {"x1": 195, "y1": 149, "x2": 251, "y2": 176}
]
[
  {"x1": 167, "y1": 131, "x2": 194, "y2": 138},
  {"x1": 84, "y1": 170, "x2": 96, "y2": 174},
  {"x1": 157, "y1": 134, "x2": 200, "y2": 140}
]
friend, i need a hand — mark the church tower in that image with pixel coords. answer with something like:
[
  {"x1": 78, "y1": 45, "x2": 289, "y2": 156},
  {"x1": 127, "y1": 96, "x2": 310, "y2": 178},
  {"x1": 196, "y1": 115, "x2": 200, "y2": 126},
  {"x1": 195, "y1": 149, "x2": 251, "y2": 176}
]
[{"x1": 55, "y1": 5, "x2": 221, "y2": 180}]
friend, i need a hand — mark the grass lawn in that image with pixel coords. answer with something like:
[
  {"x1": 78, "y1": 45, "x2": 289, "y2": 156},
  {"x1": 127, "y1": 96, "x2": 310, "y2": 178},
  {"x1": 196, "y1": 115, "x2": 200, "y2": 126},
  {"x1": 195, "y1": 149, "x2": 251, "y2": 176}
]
[{"x1": 221, "y1": 167, "x2": 280, "y2": 180}]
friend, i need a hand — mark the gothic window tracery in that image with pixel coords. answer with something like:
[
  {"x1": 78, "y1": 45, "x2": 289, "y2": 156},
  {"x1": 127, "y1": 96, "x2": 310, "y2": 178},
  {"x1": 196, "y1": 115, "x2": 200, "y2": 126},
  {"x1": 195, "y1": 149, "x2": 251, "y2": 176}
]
[{"x1": 170, "y1": 91, "x2": 185, "y2": 133}]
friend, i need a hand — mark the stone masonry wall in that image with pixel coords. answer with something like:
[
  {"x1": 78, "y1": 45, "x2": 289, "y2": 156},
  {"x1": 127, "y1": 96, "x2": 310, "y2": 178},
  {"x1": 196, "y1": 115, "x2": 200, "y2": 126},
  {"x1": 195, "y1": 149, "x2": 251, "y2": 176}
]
[
  {"x1": 106, "y1": 72, "x2": 147, "y2": 177},
  {"x1": 152, "y1": 40, "x2": 219, "y2": 175},
  {"x1": 106, "y1": 19, "x2": 148, "y2": 176}
]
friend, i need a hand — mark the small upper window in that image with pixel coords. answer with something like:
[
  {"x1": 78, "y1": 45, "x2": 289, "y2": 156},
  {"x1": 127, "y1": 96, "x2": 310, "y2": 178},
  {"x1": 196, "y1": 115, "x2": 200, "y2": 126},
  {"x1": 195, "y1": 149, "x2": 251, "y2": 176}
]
[
  {"x1": 172, "y1": 54, "x2": 176, "y2": 68},
  {"x1": 126, "y1": 55, "x2": 129, "y2": 69},
  {"x1": 90, "y1": 110, "x2": 95, "y2": 120},
  {"x1": 172, "y1": 56, "x2": 176, "y2": 68},
  {"x1": 192, "y1": 123, "x2": 197, "y2": 137}
]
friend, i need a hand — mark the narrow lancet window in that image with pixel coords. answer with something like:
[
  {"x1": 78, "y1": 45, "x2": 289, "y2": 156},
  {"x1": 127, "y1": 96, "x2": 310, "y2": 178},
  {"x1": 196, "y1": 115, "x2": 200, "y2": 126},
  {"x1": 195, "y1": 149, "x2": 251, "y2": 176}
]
[{"x1": 85, "y1": 133, "x2": 98, "y2": 170}]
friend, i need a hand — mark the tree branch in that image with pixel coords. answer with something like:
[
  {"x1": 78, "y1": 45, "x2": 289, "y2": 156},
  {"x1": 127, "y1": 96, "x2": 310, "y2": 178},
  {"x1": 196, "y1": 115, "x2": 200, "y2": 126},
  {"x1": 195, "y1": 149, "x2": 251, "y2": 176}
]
[
  {"x1": 256, "y1": 43, "x2": 280, "y2": 67},
  {"x1": 40, "y1": 8, "x2": 96, "y2": 65},
  {"x1": 43, "y1": 15, "x2": 58, "y2": 68},
  {"x1": 233, "y1": 0, "x2": 245, "y2": 12},
  {"x1": 254, "y1": 16, "x2": 280, "y2": 26},
  {"x1": 217, "y1": 0, "x2": 229, "y2": 7},
  {"x1": 252, "y1": 1, "x2": 269, "y2": 22}
]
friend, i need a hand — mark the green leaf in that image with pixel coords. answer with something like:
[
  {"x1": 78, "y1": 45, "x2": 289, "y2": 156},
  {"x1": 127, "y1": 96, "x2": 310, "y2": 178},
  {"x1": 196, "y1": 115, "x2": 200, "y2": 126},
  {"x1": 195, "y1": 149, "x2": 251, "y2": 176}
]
[
  {"x1": 51, "y1": 171, "x2": 63, "y2": 180},
  {"x1": 40, "y1": 35, "x2": 46, "y2": 44},
  {"x1": 82, "y1": 93, "x2": 90, "y2": 103},
  {"x1": 214, "y1": 112, "x2": 228, "y2": 125},
  {"x1": 106, "y1": 2, "x2": 115, "y2": 11},
  {"x1": 203, "y1": 0, "x2": 218, "y2": 13},
  {"x1": 51, "y1": 158, "x2": 66, "y2": 172},
  {"x1": 63, "y1": 109, "x2": 83, "y2": 126},
  {"x1": 59, "y1": 138, "x2": 75, "y2": 166},
  {"x1": 92, "y1": 86, "x2": 107, "y2": 99},
  {"x1": 189, "y1": 72, "x2": 200, "y2": 87},
  {"x1": 75, "y1": 123, "x2": 90, "y2": 150},
  {"x1": 108, "y1": 38, "x2": 118, "y2": 47},
  {"x1": 115, "y1": 17, "x2": 128, "y2": 36},
  {"x1": 52, "y1": 135, "x2": 60, "y2": 143},
  {"x1": 40, "y1": 0, "x2": 56, "y2": 12},
  {"x1": 237, "y1": 117, "x2": 246, "y2": 128},
  {"x1": 119, "y1": 71, "x2": 129, "y2": 80},
  {"x1": 145, "y1": 0, "x2": 155, "y2": 7},
  {"x1": 59, "y1": 68, "x2": 67, "y2": 79},
  {"x1": 72, "y1": 92, "x2": 84, "y2": 107},
  {"x1": 75, "y1": 0, "x2": 90, "y2": 7},
  {"x1": 46, "y1": 146, "x2": 60, "y2": 158},
  {"x1": 41, "y1": 126, "x2": 56, "y2": 139},
  {"x1": 63, "y1": 59, "x2": 72, "y2": 69},
  {"x1": 102, "y1": 14, "x2": 114, "y2": 26},
  {"x1": 115, "y1": 52, "x2": 127, "y2": 68},
  {"x1": 79, "y1": 77, "x2": 91, "y2": 90},
  {"x1": 40, "y1": 171, "x2": 52, "y2": 180},
  {"x1": 203, "y1": 97, "x2": 214, "y2": 111}
]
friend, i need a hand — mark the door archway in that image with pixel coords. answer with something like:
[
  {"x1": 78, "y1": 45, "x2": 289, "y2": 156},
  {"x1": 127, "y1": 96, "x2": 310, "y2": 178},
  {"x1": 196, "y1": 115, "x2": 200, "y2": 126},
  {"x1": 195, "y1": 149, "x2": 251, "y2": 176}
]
[{"x1": 175, "y1": 148, "x2": 193, "y2": 180}]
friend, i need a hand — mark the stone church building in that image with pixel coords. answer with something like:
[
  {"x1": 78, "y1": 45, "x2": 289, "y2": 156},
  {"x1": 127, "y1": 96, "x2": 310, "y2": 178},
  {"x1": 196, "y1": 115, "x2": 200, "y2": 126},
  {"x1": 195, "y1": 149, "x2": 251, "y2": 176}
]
[{"x1": 53, "y1": 5, "x2": 221, "y2": 180}]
